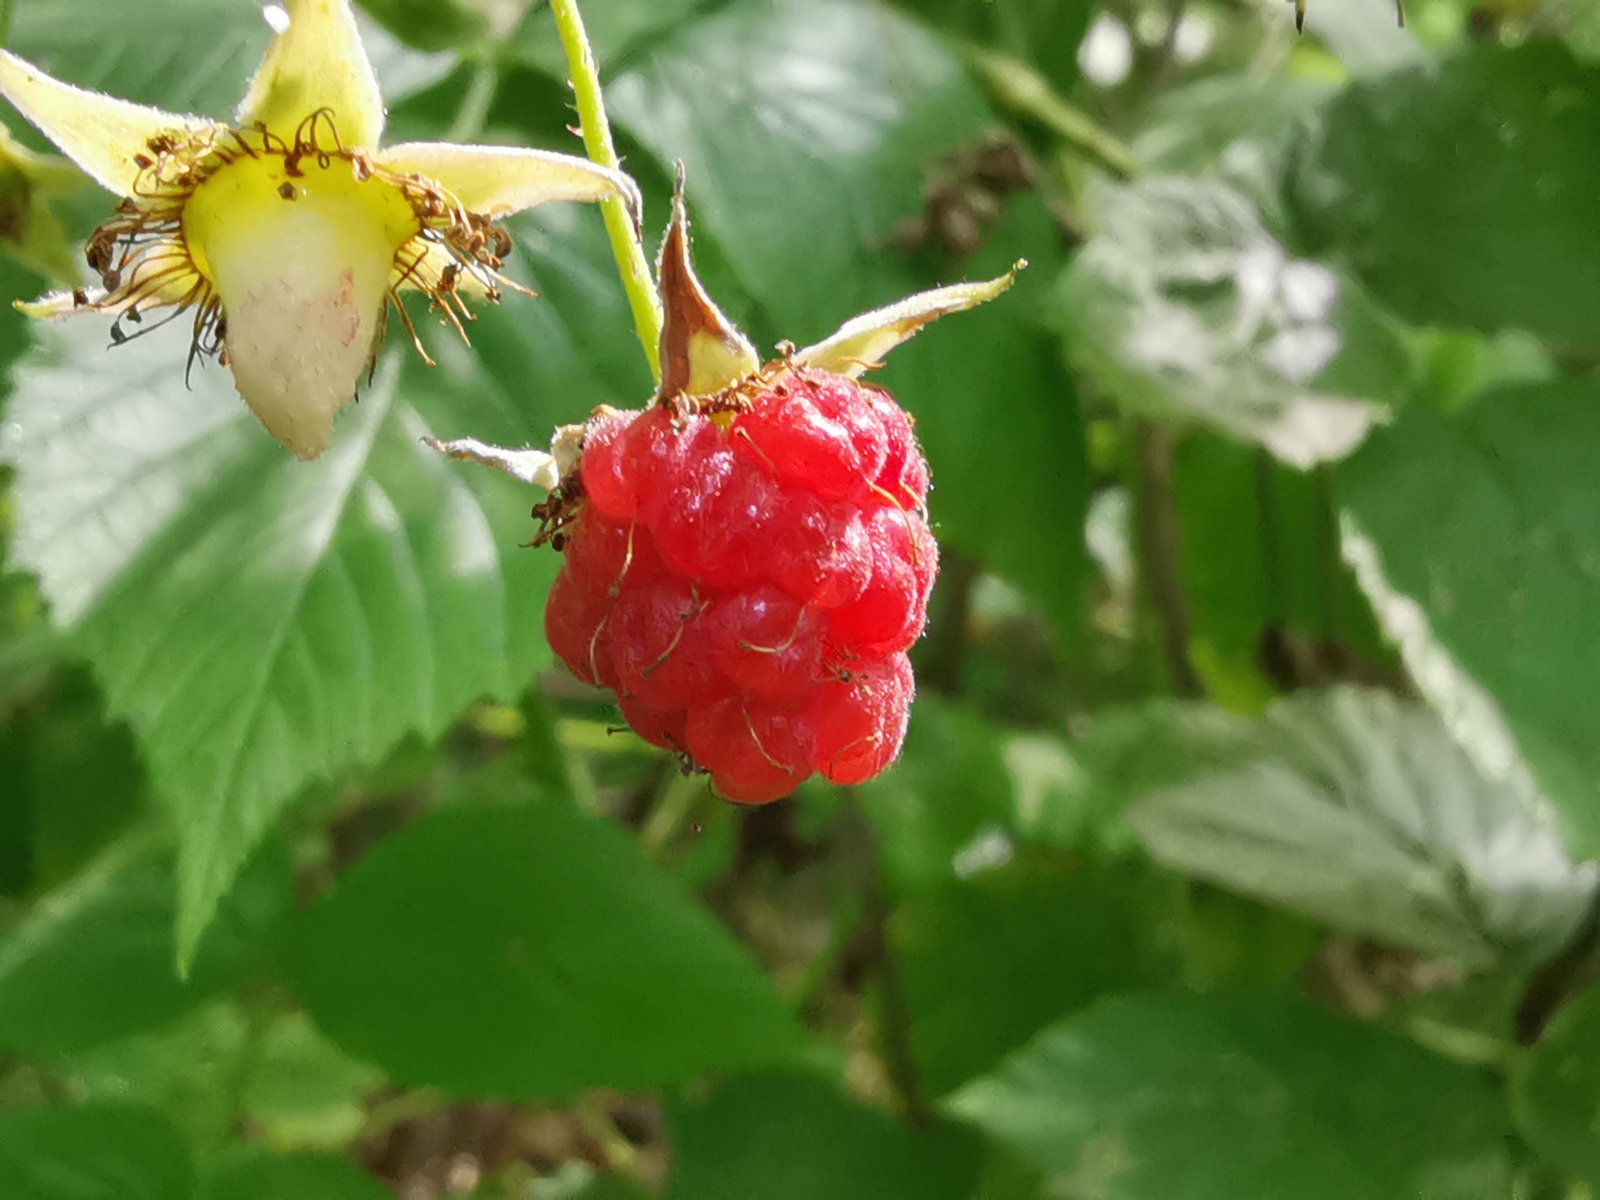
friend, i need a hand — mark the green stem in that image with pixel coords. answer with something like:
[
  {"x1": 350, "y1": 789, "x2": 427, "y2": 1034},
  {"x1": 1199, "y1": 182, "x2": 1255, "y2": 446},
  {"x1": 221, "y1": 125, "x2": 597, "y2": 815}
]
[
  {"x1": 549, "y1": 0, "x2": 663, "y2": 384},
  {"x1": 971, "y1": 50, "x2": 1138, "y2": 180},
  {"x1": 0, "y1": 0, "x2": 13, "y2": 50},
  {"x1": 866, "y1": 846, "x2": 933, "y2": 1129},
  {"x1": 446, "y1": 59, "x2": 499, "y2": 143}
]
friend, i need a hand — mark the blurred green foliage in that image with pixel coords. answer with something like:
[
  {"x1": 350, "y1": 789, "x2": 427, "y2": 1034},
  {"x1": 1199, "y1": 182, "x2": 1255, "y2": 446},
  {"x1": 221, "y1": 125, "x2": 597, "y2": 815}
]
[{"x1": 1, "y1": 0, "x2": 1599, "y2": 1196}]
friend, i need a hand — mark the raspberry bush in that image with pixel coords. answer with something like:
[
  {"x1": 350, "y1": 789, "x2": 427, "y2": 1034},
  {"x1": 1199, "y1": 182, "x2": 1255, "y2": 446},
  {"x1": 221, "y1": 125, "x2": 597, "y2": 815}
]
[
  {"x1": 2, "y1": 0, "x2": 1596, "y2": 1197},
  {"x1": 546, "y1": 369, "x2": 935, "y2": 801}
]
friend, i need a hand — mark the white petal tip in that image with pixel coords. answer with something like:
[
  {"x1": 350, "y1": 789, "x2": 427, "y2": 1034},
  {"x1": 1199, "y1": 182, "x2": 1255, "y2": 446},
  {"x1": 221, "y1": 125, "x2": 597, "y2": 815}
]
[{"x1": 15, "y1": 290, "x2": 79, "y2": 318}]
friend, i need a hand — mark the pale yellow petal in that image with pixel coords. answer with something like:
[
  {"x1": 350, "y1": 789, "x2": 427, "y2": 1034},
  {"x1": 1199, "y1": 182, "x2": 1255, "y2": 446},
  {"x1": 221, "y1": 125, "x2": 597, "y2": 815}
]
[
  {"x1": 377, "y1": 142, "x2": 642, "y2": 228},
  {"x1": 236, "y1": 0, "x2": 384, "y2": 148},
  {"x1": 0, "y1": 50, "x2": 212, "y2": 194},
  {"x1": 794, "y1": 263, "x2": 1026, "y2": 377}
]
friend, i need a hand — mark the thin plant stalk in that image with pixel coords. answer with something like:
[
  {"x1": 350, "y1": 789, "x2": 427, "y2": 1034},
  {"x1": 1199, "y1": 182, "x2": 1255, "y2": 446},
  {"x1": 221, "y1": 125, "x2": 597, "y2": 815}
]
[{"x1": 550, "y1": 0, "x2": 664, "y2": 384}]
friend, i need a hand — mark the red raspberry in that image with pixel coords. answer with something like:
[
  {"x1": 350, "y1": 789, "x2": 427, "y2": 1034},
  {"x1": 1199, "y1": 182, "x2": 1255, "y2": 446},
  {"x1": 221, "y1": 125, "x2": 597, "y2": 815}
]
[{"x1": 543, "y1": 369, "x2": 932, "y2": 804}]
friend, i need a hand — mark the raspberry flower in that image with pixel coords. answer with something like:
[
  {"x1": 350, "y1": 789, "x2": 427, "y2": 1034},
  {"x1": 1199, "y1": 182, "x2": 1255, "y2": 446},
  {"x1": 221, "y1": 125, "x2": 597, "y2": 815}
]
[
  {"x1": 435, "y1": 188, "x2": 1017, "y2": 802},
  {"x1": 0, "y1": 0, "x2": 640, "y2": 459}
]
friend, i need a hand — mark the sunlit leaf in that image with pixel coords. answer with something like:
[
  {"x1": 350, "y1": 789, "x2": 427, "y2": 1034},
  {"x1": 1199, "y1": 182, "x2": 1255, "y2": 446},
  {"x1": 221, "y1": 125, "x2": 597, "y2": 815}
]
[
  {"x1": 1128, "y1": 687, "x2": 1594, "y2": 970},
  {"x1": 1060, "y1": 176, "x2": 1399, "y2": 468},
  {"x1": 949, "y1": 992, "x2": 1512, "y2": 1200},
  {"x1": 1340, "y1": 381, "x2": 1600, "y2": 857},
  {"x1": 0, "y1": 207, "x2": 637, "y2": 965}
]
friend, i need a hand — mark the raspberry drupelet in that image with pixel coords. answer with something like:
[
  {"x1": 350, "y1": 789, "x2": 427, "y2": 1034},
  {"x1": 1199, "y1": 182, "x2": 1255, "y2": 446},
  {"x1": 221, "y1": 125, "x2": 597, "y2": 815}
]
[{"x1": 545, "y1": 368, "x2": 935, "y2": 803}]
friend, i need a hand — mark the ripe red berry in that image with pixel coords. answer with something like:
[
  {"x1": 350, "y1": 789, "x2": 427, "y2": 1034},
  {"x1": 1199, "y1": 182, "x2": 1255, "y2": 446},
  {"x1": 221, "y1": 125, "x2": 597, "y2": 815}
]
[{"x1": 543, "y1": 368, "x2": 935, "y2": 803}]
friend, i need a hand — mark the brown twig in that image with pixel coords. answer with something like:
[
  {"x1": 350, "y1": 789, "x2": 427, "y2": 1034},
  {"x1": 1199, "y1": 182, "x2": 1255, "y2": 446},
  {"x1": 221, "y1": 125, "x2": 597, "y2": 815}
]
[
  {"x1": 1134, "y1": 420, "x2": 1204, "y2": 698},
  {"x1": 864, "y1": 866, "x2": 933, "y2": 1129},
  {"x1": 1516, "y1": 887, "x2": 1600, "y2": 1045}
]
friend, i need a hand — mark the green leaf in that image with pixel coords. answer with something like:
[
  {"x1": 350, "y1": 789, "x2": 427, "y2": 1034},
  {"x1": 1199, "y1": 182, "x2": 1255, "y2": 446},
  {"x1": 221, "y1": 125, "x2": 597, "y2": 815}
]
[
  {"x1": 6, "y1": 0, "x2": 449, "y2": 123},
  {"x1": 65, "y1": 1002, "x2": 251, "y2": 1149},
  {"x1": 1566, "y1": 0, "x2": 1600, "y2": 61},
  {"x1": 64, "y1": 1001, "x2": 379, "y2": 1152},
  {"x1": 0, "y1": 1102, "x2": 194, "y2": 1200},
  {"x1": 7, "y1": 0, "x2": 268, "y2": 119},
  {"x1": 1513, "y1": 987, "x2": 1600, "y2": 1184},
  {"x1": 1, "y1": 666, "x2": 145, "y2": 898},
  {"x1": 0, "y1": 207, "x2": 634, "y2": 966},
  {"x1": 524, "y1": 1169, "x2": 656, "y2": 1200},
  {"x1": 668, "y1": 1073, "x2": 983, "y2": 1200},
  {"x1": 285, "y1": 777, "x2": 804, "y2": 1099},
  {"x1": 1060, "y1": 175, "x2": 1397, "y2": 467},
  {"x1": 356, "y1": 13, "x2": 464, "y2": 103},
  {"x1": 857, "y1": 696, "x2": 1020, "y2": 895},
  {"x1": 1021, "y1": 700, "x2": 1254, "y2": 852},
  {"x1": 1128, "y1": 687, "x2": 1593, "y2": 970},
  {"x1": 610, "y1": 1, "x2": 1084, "y2": 627},
  {"x1": 609, "y1": 0, "x2": 992, "y2": 340},
  {"x1": 1134, "y1": 75, "x2": 1338, "y2": 176},
  {"x1": 948, "y1": 992, "x2": 1512, "y2": 1200},
  {"x1": 1174, "y1": 440, "x2": 1309, "y2": 683},
  {"x1": 1289, "y1": 43, "x2": 1600, "y2": 354},
  {"x1": 1173, "y1": 435, "x2": 1392, "y2": 698},
  {"x1": 1178, "y1": 886, "x2": 1324, "y2": 993},
  {"x1": 892, "y1": 0, "x2": 1093, "y2": 93},
  {"x1": 198, "y1": 1148, "x2": 390, "y2": 1200},
  {"x1": 969, "y1": 1145, "x2": 1049, "y2": 1200},
  {"x1": 0, "y1": 726, "x2": 28, "y2": 897},
  {"x1": 509, "y1": 0, "x2": 706, "y2": 74},
  {"x1": 577, "y1": 1181, "x2": 656, "y2": 1200},
  {"x1": 0, "y1": 834, "x2": 291, "y2": 1056},
  {"x1": 893, "y1": 854, "x2": 1176, "y2": 1096},
  {"x1": 356, "y1": 0, "x2": 486, "y2": 54},
  {"x1": 239, "y1": 1012, "x2": 383, "y2": 1151},
  {"x1": 1339, "y1": 381, "x2": 1600, "y2": 856},
  {"x1": 876, "y1": 197, "x2": 1087, "y2": 634}
]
